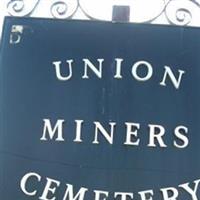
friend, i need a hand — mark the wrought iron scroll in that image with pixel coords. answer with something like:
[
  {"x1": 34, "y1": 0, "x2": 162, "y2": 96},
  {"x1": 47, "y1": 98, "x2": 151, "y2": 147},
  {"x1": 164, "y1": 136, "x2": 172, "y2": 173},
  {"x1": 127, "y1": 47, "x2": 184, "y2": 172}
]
[
  {"x1": 6, "y1": 0, "x2": 200, "y2": 26},
  {"x1": 7, "y1": 0, "x2": 40, "y2": 17}
]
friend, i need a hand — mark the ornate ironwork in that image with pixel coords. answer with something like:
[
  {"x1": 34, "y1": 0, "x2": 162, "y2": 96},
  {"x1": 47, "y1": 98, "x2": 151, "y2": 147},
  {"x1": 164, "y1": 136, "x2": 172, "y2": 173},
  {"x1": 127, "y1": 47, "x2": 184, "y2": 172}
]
[
  {"x1": 5, "y1": 0, "x2": 200, "y2": 26},
  {"x1": 50, "y1": 0, "x2": 78, "y2": 19},
  {"x1": 164, "y1": 0, "x2": 200, "y2": 25},
  {"x1": 7, "y1": 0, "x2": 40, "y2": 17}
]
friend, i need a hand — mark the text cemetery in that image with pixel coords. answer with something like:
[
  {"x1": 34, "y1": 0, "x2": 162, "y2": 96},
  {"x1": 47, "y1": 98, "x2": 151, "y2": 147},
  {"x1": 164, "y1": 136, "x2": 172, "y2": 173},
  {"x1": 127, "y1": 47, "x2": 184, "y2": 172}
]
[{"x1": 20, "y1": 172, "x2": 200, "y2": 200}]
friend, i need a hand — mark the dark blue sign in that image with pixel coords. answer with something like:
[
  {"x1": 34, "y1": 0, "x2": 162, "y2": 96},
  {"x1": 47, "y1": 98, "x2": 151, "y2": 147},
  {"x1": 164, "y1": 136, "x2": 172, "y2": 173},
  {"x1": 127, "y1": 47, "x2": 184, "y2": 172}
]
[{"x1": 0, "y1": 17, "x2": 200, "y2": 199}]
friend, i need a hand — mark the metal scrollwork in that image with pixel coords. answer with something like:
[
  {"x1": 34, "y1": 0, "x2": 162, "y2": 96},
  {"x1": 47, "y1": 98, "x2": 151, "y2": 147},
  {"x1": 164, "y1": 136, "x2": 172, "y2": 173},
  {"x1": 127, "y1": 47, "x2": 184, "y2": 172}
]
[
  {"x1": 6, "y1": 0, "x2": 200, "y2": 26},
  {"x1": 7, "y1": 0, "x2": 24, "y2": 16},
  {"x1": 50, "y1": 0, "x2": 78, "y2": 19},
  {"x1": 174, "y1": 8, "x2": 192, "y2": 25},
  {"x1": 7, "y1": 0, "x2": 41, "y2": 17},
  {"x1": 164, "y1": 0, "x2": 200, "y2": 26}
]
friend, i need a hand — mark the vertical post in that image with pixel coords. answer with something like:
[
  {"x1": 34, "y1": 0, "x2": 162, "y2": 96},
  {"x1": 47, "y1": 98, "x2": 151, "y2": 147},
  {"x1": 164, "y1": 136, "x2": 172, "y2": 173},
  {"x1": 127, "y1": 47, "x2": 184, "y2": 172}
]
[{"x1": 112, "y1": 6, "x2": 130, "y2": 22}]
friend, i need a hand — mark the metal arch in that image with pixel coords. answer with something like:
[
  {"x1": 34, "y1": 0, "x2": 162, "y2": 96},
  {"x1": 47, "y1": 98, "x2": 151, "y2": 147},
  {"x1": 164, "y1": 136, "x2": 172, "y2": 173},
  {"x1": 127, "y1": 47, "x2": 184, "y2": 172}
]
[{"x1": 6, "y1": 0, "x2": 200, "y2": 26}]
